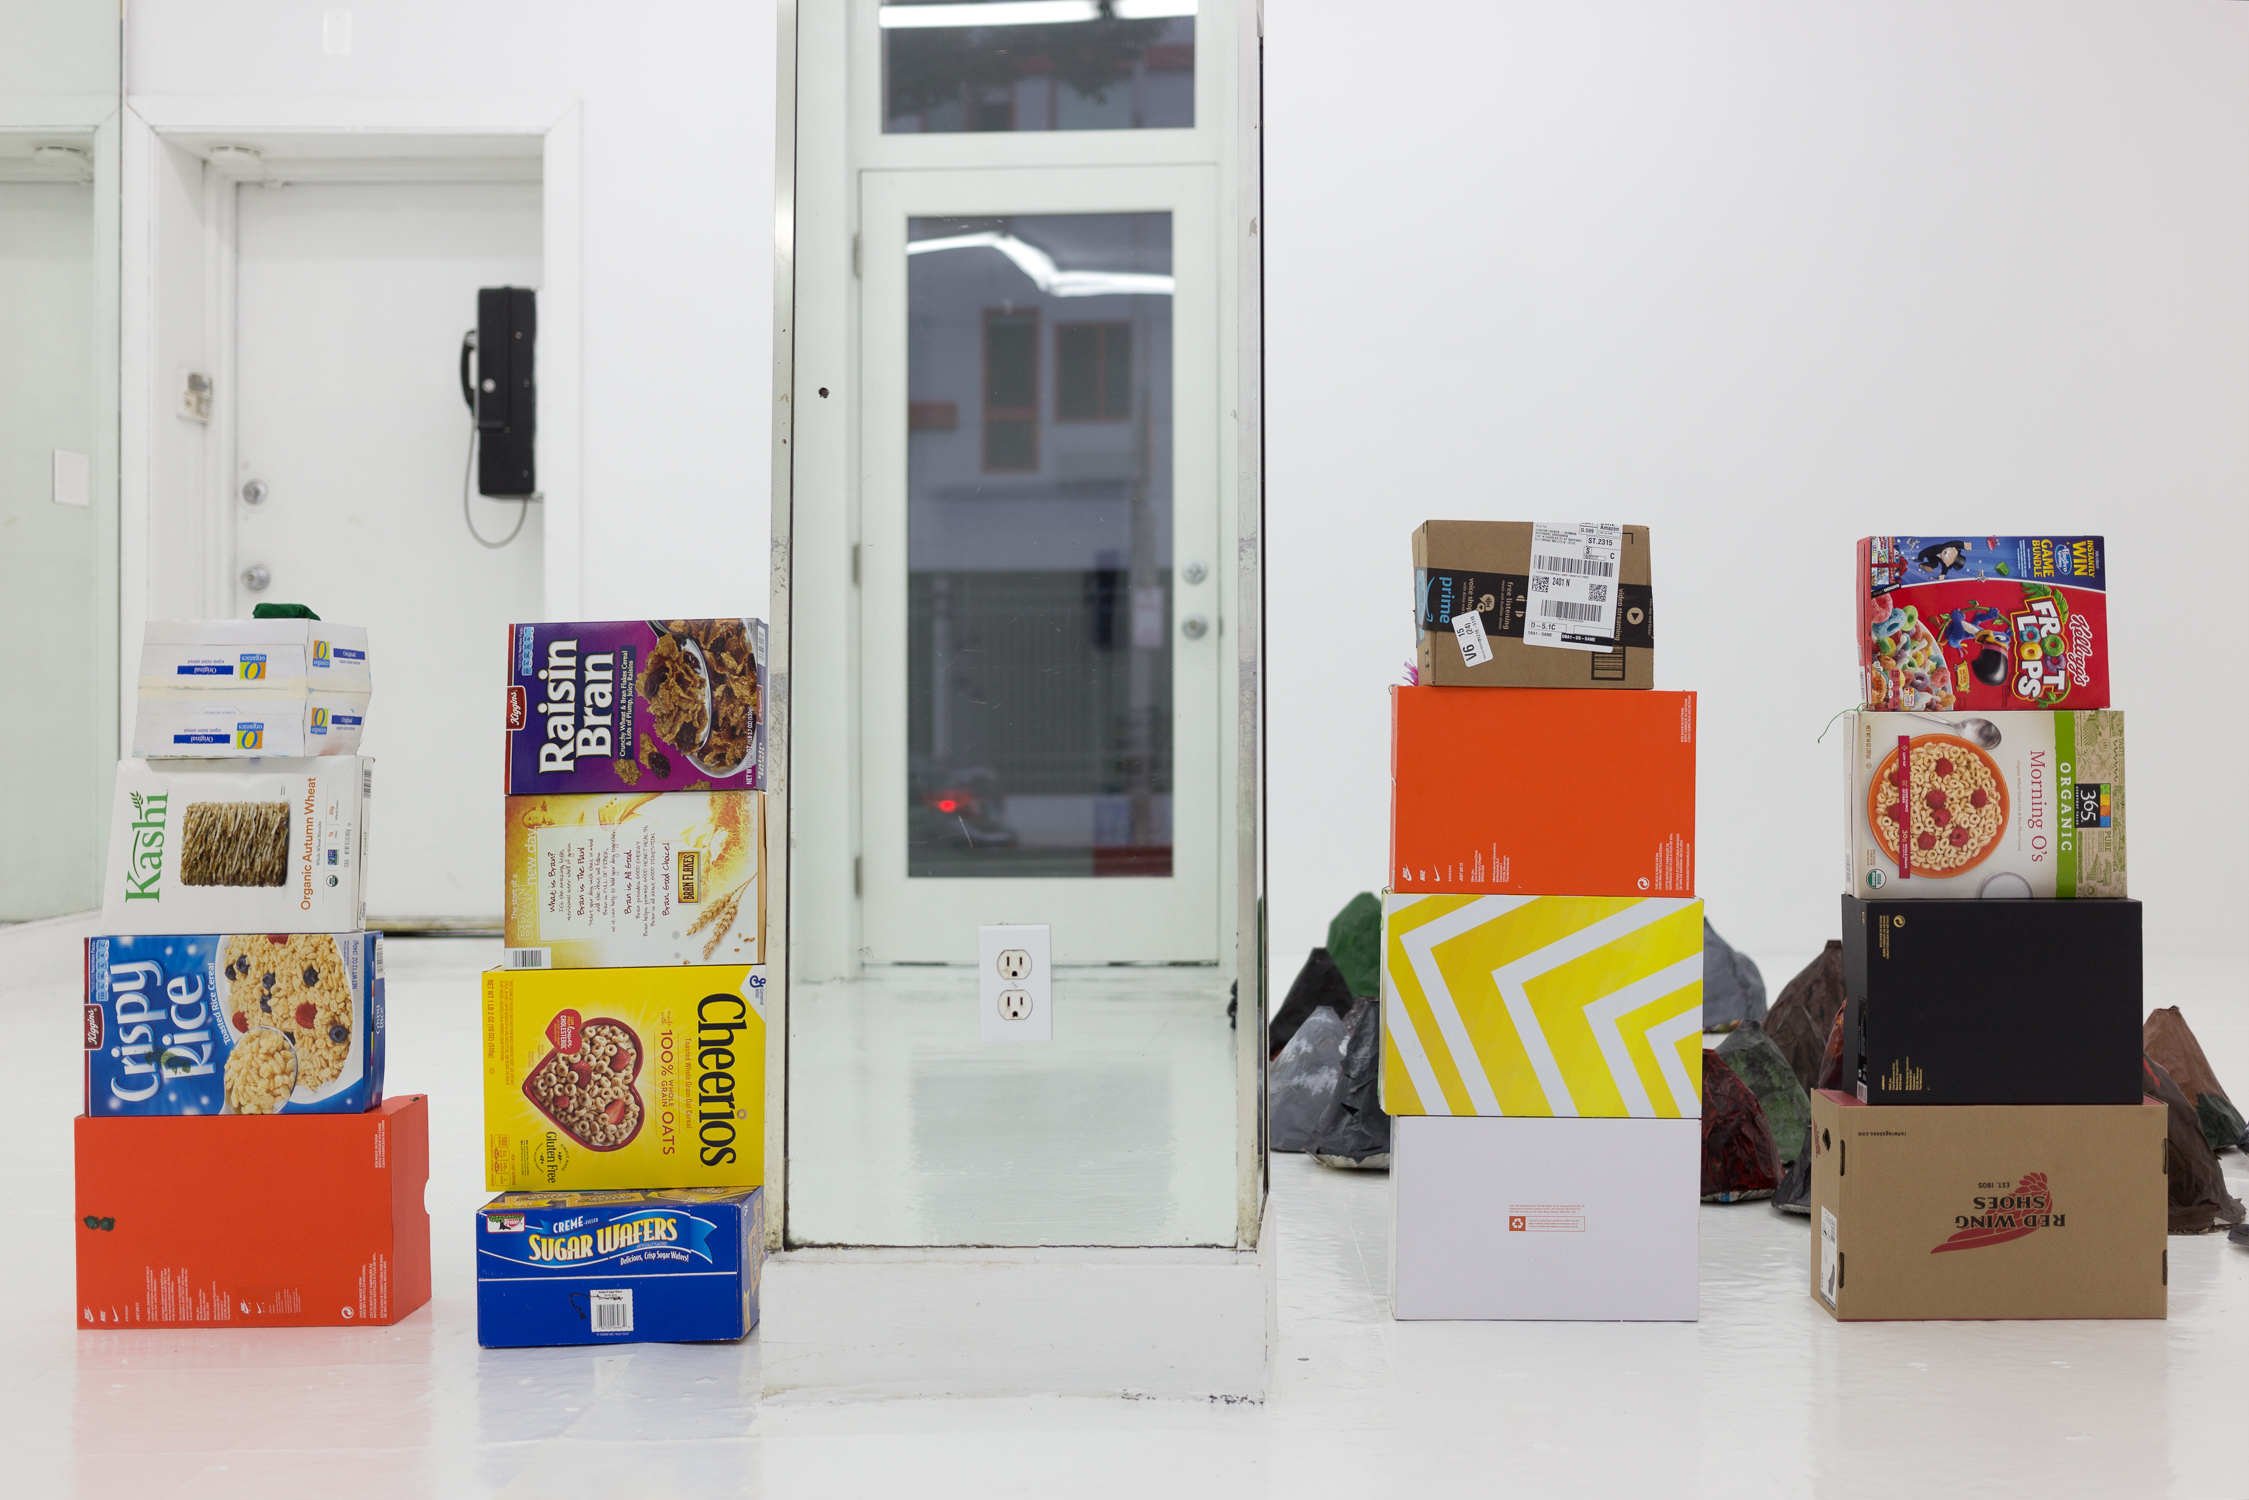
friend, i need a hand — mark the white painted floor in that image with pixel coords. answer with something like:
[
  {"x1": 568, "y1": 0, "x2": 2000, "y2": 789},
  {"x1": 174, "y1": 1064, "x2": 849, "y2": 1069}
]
[{"x1": 11, "y1": 917, "x2": 2249, "y2": 1498}]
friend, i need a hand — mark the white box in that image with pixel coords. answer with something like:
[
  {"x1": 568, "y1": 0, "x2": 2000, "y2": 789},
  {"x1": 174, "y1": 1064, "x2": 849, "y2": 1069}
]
[
  {"x1": 132, "y1": 690, "x2": 370, "y2": 758},
  {"x1": 101, "y1": 757, "x2": 372, "y2": 934},
  {"x1": 1390, "y1": 1114, "x2": 1699, "y2": 1321},
  {"x1": 139, "y1": 620, "x2": 372, "y2": 695}
]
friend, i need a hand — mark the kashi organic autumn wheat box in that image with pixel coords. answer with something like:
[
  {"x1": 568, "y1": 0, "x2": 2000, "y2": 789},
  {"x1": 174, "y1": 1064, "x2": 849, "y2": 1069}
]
[
  {"x1": 503, "y1": 790, "x2": 762, "y2": 969},
  {"x1": 482, "y1": 966, "x2": 764, "y2": 1192}
]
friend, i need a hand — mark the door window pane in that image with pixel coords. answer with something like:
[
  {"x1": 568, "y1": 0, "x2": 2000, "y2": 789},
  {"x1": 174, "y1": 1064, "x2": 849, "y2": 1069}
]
[
  {"x1": 907, "y1": 213, "x2": 1173, "y2": 877},
  {"x1": 882, "y1": 2, "x2": 1195, "y2": 134}
]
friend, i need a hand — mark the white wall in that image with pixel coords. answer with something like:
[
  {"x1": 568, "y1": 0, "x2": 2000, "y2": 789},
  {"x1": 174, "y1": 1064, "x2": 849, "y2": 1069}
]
[
  {"x1": 1264, "y1": 0, "x2": 2249, "y2": 967},
  {"x1": 125, "y1": 0, "x2": 778, "y2": 623}
]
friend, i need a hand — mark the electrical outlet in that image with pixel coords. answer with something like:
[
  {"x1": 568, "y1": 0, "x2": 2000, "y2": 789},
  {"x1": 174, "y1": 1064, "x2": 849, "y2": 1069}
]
[{"x1": 980, "y1": 924, "x2": 1051, "y2": 1042}]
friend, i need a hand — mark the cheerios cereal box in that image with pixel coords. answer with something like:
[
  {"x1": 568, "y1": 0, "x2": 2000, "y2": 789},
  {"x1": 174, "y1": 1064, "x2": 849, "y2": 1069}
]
[
  {"x1": 85, "y1": 932, "x2": 386, "y2": 1116},
  {"x1": 483, "y1": 965, "x2": 764, "y2": 1191},
  {"x1": 502, "y1": 790, "x2": 762, "y2": 969},
  {"x1": 1845, "y1": 709, "x2": 2125, "y2": 900}
]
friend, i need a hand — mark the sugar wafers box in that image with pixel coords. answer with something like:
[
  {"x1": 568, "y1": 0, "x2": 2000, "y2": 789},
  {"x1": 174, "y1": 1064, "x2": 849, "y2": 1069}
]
[{"x1": 475, "y1": 1187, "x2": 763, "y2": 1348}]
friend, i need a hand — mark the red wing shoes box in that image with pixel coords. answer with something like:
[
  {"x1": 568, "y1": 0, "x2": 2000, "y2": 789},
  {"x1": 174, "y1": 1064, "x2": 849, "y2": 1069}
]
[
  {"x1": 74, "y1": 1094, "x2": 431, "y2": 1329},
  {"x1": 1841, "y1": 896, "x2": 2143, "y2": 1105},
  {"x1": 1808, "y1": 1090, "x2": 2166, "y2": 1321}
]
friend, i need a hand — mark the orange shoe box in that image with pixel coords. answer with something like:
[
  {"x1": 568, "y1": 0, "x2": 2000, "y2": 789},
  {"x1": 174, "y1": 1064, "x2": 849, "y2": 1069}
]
[
  {"x1": 1391, "y1": 686, "x2": 1697, "y2": 896},
  {"x1": 74, "y1": 1094, "x2": 431, "y2": 1329}
]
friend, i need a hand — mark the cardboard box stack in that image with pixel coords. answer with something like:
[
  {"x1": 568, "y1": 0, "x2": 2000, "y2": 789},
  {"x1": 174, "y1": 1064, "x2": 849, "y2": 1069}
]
[
  {"x1": 478, "y1": 619, "x2": 771, "y2": 1348},
  {"x1": 1384, "y1": 524, "x2": 1703, "y2": 1321},
  {"x1": 1814, "y1": 536, "x2": 2164, "y2": 1321},
  {"x1": 78, "y1": 615, "x2": 428, "y2": 1329}
]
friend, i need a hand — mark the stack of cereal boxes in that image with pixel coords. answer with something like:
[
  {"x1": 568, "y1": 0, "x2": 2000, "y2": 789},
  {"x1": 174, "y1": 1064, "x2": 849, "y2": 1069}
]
[
  {"x1": 479, "y1": 619, "x2": 769, "y2": 1348},
  {"x1": 1814, "y1": 536, "x2": 2165, "y2": 1320},
  {"x1": 1385, "y1": 523, "x2": 1702, "y2": 1320},
  {"x1": 78, "y1": 617, "x2": 431, "y2": 1331}
]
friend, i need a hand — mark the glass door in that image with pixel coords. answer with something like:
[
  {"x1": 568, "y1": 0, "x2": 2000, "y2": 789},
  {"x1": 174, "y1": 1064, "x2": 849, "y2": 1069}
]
[{"x1": 858, "y1": 166, "x2": 1221, "y2": 963}]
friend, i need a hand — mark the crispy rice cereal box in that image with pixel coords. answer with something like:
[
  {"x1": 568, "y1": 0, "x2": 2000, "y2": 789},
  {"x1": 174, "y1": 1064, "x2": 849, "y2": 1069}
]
[
  {"x1": 85, "y1": 932, "x2": 386, "y2": 1116},
  {"x1": 503, "y1": 790, "x2": 762, "y2": 969},
  {"x1": 482, "y1": 966, "x2": 764, "y2": 1191},
  {"x1": 505, "y1": 619, "x2": 766, "y2": 795}
]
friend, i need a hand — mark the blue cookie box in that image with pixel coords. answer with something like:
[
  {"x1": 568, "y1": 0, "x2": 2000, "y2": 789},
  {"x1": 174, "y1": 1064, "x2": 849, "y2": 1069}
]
[
  {"x1": 84, "y1": 932, "x2": 386, "y2": 1116},
  {"x1": 475, "y1": 1188, "x2": 763, "y2": 1348}
]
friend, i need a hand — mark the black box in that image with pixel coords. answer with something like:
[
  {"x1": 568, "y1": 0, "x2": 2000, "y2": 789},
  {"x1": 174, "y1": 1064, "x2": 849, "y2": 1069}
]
[{"x1": 1841, "y1": 895, "x2": 2143, "y2": 1105}]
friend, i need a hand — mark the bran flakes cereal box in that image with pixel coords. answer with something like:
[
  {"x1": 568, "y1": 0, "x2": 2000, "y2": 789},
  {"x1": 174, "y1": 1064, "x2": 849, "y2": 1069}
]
[
  {"x1": 483, "y1": 966, "x2": 764, "y2": 1192},
  {"x1": 506, "y1": 620, "x2": 766, "y2": 794},
  {"x1": 502, "y1": 790, "x2": 762, "y2": 969},
  {"x1": 1859, "y1": 536, "x2": 2108, "y2": 712}
]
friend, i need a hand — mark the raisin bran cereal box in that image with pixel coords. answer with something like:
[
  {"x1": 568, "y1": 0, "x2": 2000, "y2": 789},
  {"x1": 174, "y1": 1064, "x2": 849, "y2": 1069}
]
[
  {"x1": 85, "y1": 932, "x2": 386, "y2": 1116},
  {"x1": 483, "y1": 966, "x2": 764, "y2": 1191},
  {"x1": 75, "y1": 1094, "x2": 430, "y2": 1329},
  {"x1": 1859, "y1": 536, "x2": 2108, "y2": 712},
  {"x1": 502, "y1": 789, "x2": 763, "y2": 968},
  {"x1": 506, "y1": 619, "x2": 766, "y2": 794},
  {"x1": 475, "y1": 1187, "x2": 763, "y2": 1347}
]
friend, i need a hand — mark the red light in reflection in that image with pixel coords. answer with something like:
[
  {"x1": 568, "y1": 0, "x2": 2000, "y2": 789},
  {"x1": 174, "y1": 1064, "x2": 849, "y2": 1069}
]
[{"x1": 937, "y1": 799, "x2": 958, "y2": 813}]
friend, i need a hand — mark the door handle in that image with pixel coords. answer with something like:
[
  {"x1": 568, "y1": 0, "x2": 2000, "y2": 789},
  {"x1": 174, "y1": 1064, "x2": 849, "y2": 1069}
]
[
  {"x1": 1180, "y1": 614, "x2": 1209, "y2": 640},
  {"x1": 241, "y1": 564, "x2": 272, "y2": 593}
]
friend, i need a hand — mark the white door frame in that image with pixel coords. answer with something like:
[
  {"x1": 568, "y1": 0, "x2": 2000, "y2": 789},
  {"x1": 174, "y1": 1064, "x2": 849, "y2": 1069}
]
[
  {"x1": 117, "y1": 96, "x2": 584, "y2": 753},
  {"x1": 857, "y1": 165, "x2": 1223, "y2": 964}
]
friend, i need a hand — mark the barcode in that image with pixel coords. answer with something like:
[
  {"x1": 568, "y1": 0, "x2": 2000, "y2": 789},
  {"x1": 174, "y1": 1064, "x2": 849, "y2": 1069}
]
[
  {"x1": 504, "y1": 948, "x2": 552, "y2": 970},
  {"x1": 1538, "y1": 599, "x2": 1607, "y2": 622},
  {"x1": 590, "y1": 1289, "x2": 633, "y2": 1333},
  {"x1": 1532, "y1": 553, "x2": 1616, "y2": 578}
]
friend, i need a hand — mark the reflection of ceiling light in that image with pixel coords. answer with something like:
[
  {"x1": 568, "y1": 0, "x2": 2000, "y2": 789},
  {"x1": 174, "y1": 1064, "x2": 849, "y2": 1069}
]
[
  {"x1": 879, "y1": 0, "x2": 1195, "y2": 30},
  {"x1": 31, "y1": 144, "x2": 88, "y2": 168},
  {"x1": 908, "y1": 231, "x2": 1173, "y2": 297},
  {"x1": 206, "y1": 144, "x2": 266, "y2": 174}
]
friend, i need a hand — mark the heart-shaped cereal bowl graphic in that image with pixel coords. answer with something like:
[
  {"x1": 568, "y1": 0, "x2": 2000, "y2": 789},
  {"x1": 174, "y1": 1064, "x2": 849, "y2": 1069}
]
[{"x1": 520, "y1": 1015, "x2": 646, "y2": 1151}]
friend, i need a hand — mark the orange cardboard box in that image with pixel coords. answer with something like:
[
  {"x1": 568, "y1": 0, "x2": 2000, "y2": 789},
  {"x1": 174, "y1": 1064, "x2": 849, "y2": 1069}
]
[
  {"x1": 1391, "y1": 686, "x2": 1697, "y2": 897},
  {"x1": 74, "y1": 1094, "x2": 431, "y2": 1329}
]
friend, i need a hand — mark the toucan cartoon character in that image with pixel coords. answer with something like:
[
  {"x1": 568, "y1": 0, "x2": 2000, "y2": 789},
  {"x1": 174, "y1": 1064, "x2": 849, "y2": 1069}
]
[{"x1": 1916, "y1": 540, "x2": 1971, "y2": 577}]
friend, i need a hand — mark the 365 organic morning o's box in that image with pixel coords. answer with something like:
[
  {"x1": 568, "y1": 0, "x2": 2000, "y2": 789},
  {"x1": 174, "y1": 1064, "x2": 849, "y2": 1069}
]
[{"x1": 482, "y1": 966, "x2": 763, "y2": 1192}]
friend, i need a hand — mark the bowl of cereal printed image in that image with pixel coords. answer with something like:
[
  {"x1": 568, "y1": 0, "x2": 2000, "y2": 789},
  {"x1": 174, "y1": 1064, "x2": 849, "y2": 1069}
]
[
  {"x1": 521, "y1": 1018, "x2": 646, "y2": 1151},
  {"x1": 224, "y1": 1026, "x2": 300, "y2": 1114},
  {"x1": 639, "y1": 619, "x2": 760, "y2": 780},
  {"x1": 1866, "y1": 734, "x2": 2011, "y2": 878},
  {"x1": 221, "y1": 934, "x2": 358, "y2": 1099}
]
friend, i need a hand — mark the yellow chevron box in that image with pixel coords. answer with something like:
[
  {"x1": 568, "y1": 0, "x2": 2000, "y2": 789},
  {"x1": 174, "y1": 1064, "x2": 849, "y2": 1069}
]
[{"x1": 1382, "y1": 893, "x2": 1705, "y2": 1118}]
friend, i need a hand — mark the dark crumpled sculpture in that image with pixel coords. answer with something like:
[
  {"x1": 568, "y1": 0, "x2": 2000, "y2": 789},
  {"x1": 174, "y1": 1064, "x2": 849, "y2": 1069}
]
[
  {"x1": 1308, "y1": 998, "x2": 1389, "y2": 1170},
  {"x1": 1269, "y1": 947, "x2": 1356, "y2": 1061},
  {"x1": 1701, "y1": 1050, "x2": 1779, "y2": 1203},
  {"x1": 2144, "y1": 1006, "x2": 2249, "y2": 1154},
  {"x1": 2144, "y1": 1055, "x2": 2246, "y2": 1235},
  {"x1": 1268, "y1": 1001, "x2": 1354, "y2": 1154},
  {"x1": 1717, "y1": 1024, "x2": 1811, "y2": 1171},
  {"x1": 1702, "y1": 919, "x2": 1767, "y2": 1031},
  {"x1": 1763, "y1": 942, "x2": 1845, "y2": 1094}
]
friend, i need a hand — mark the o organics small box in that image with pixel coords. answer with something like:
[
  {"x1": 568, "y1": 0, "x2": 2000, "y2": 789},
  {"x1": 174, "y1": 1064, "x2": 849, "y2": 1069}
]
[
  {"x1": 1391, "y1": 686, "x2": 1696, "y2": 897},
  {"x1": 476, "y1": 1187, "x2": 763, "y2": 1348},
  {"x1": 483, "y1": 966, "x2": 764, "y2": 1192},
  {"x1": 100, "y1": 757, "x2": 372, "y2": 935},
  {"x1": 1809, "y1": 1090, "x2": 2165, "y2": 1320},
  {"x1": 86, "y1": 932, "x2": 385, "y2": 1116},
  {"x1": 1845, "y1": 711, "x2": 2124, "y2": 899},
  {"x1": 503, "y1": 790, "x2": 762, "y2": 968},
  {"x1": 507, "y1": 619, "x2": 765, "y2": 794},
  {"x1": 132, "y1": 690, "x2": 370, "y2": 759},
  {"x1": 75, "y1": 1094, "x2": 430, "y2": 1329},
  {"x1": 1859, "y1": 535, "x2": 2108, "y2": 711},
  {"x1": 140, "y1": 619, "x2": 372, "y2": 695}
]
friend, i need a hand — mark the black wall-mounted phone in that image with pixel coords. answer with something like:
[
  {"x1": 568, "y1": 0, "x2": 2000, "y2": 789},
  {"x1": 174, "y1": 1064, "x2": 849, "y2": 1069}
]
[{"x1": 461, "y1": 286, "x2": 536, "y2": 497}]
